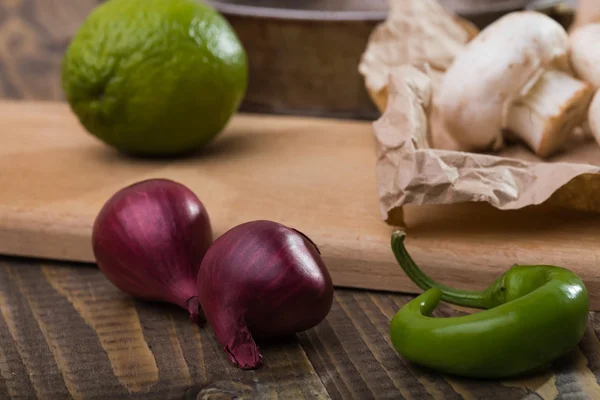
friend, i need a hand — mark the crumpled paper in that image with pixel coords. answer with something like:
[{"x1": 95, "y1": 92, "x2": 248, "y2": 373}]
[
  {"x1": 360, "y1": 0, "x2": 600, "y2": 224},
  {"x1": 358, "y1": 0, "x2": 478, "y2": 114}
]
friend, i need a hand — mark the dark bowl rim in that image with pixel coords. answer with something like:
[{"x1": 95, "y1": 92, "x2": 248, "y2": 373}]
[
  {"x1": 207, "y1": 1, "x2": 387, "y2": 21},
  {"x1": 207, "y1": 0, "x2": 563, "y2": 22}
]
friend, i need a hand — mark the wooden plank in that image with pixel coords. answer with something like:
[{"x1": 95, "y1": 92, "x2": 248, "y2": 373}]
[
  {"x1": 3, "y1": 0, "x2": 600, "y2": 312},
  {"x1": 0, "y1": 0, "x2": 103, "y2": 101},
  {"x1": 2, "y1": 258, "x2": 599, "y2": 399},
  {"x1": 299, "y1": 290, "x2": 600, "y2": 400},
  {"x1": 0, "y1": 99, "x2": 402, "y2": 294},
  {"x1": 3, "y1": 100, "x2": 600, "y2": 311},
  {"x1": 0, "y1": 258, "x2": 330, "y2": 399}
]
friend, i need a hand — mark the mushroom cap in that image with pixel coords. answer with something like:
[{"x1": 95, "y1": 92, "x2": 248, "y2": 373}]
[
  {"x1": 569, "y1": 23, "x2": 600, "y2": 88},
  {"x1": 436, "y1": 11, "x2": 570, "y2": 152}
]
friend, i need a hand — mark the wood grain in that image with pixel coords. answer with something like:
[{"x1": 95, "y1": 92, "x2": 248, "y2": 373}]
[
  {"x1": 42, "y1": 267, "x2": 160, "y2": 394},
  {"x1": 0, "y1": 0, "x2": 102, "y2": 100},
  {"x1": 1, "y1": 256, "x2": 599, "y2": 399},
  {"x1": 0, "y1": 258, "x2": 331, "y2": 399},
  {"x1": 3, "y1": 100, "x2": 600, "y2": 311},
  {"x1": 1, "y1": 1, "x2": 600, "y2": 399},
  {"x1": 217, "y1": 11, "x2": 381, "y2": 119}
]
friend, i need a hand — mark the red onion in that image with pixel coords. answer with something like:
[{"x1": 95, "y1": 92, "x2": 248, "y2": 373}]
[
  {"x1": 92, "y1": 178, "x2": 212, "y2": 322},
  {"x1": 197, "y1": 220, "x2": 334, "y2": 369}
]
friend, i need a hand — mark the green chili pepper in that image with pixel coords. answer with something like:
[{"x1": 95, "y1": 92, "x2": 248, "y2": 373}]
[{"x1": 389, "y1": 231, "x2": 589, "y2": 379}]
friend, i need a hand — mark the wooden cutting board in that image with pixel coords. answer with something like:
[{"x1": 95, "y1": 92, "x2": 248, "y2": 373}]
[{"x1": 1, "y1": 100, "x2": 600, "y2": 310}]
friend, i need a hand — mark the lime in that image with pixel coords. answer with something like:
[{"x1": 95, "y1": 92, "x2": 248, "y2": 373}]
[{"x1": 61, "y1": 0, "x2": 247, "y2": 156}]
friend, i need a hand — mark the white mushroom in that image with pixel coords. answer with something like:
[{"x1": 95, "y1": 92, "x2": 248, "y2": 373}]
[
  {"x1": 423, "y1": 66, "x2": 464, "y2": 151},
  {"x1": 569, "y1": 23, "x2": 600, "y2": 88},
  {"x1": 587, "y1": 90, "x2": 600, "y2": 145},
  {"x1": 567, "y1": 23, "x2": 600, "y2": 142},
  {"x1": 436, "y1": 11, "x2": 594, "y2": 158}
]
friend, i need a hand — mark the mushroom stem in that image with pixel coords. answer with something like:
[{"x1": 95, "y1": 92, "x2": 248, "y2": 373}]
[{"x1": 505, "y1": 69, "x2": 594, "y2": 158}]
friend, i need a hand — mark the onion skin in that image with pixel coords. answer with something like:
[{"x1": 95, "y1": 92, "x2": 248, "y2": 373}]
[
  {"x1": 197, "y1": 220, "x2": 334, "y2": 369},
  {"x1": 92, "y1": 178, "x2": 212, "y2": 322}
]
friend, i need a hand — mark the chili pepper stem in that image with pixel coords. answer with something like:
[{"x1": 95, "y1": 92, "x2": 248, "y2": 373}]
[{"x1": 391, "y1": 231, "x2": 490, "y2": 309}]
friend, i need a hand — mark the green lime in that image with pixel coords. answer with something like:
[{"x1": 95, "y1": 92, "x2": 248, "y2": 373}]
[{"x1": 61, "y1": 0, "x2": 247, "y2": 156}]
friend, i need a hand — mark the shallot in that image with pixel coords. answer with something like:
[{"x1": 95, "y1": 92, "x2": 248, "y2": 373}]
[
  {"x1": 197, "y1": 220, "x2": 334, "y2": 369},
  {"x1": 92, "y1": 178, "x2": 212, "y2": 322}
]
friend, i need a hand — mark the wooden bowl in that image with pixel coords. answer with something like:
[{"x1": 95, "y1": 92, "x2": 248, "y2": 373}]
[
  {"x1": 208, "y1": 0, "x2": 387, "y2": 120},
  {"x1": 209, "y1": 0, "x2": 568, "y2": 120}
]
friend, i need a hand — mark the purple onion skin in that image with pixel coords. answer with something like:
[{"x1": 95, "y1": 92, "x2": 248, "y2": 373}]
[
  {"x1": 197, "y1": 220, "x2": 334, "y2": 369},
  {"x1": 92, "y1": 178, "x2": 212, "y2": 322}
]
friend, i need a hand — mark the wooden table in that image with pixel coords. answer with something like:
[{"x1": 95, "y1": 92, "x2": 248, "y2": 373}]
[{"x1": 1, "y1": 1, "x2": 599, "y2": 399}]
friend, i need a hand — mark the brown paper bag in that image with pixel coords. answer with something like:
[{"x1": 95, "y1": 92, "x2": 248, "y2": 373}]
[{"x1": 359, "y1": 0, "x2": 600, "y2": 225}]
